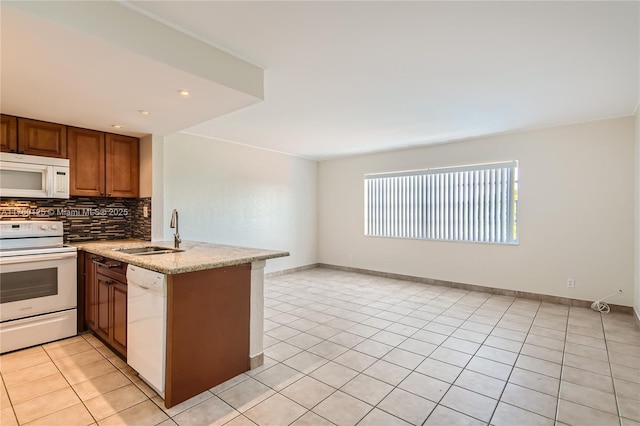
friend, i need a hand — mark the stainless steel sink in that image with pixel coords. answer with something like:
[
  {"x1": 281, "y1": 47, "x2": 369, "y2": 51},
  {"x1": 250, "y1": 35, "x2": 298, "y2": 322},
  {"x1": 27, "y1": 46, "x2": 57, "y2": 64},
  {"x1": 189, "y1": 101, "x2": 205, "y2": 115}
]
[{"x1": 113, "y1": 246, "x2": 184, "y2": 255}]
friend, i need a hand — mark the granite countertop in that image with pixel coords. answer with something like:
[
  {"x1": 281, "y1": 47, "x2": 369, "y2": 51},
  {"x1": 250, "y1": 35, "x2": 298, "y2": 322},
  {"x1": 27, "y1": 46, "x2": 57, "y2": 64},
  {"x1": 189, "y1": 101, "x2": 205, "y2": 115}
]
[{"x1": 70, "y1": 239, "x2": 289, "y2": 275}]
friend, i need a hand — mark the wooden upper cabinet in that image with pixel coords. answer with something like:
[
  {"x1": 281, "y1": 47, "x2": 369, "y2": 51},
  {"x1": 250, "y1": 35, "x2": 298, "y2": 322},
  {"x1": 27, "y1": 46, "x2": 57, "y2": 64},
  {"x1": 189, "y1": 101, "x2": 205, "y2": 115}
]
[
  {"x1": 4, "y1": 116, "x2": 140, "y2": 198},
  {"x1": 106, "y1": 134, "x2": 139, "y2": 198},
  {"x1": 0, "y1": 115, "x2": 18, "y2": 153},
  {"x1": 68, "y1": 127, "x2": 106, "y2": 197},
  {"x1": 17, "y1": 118, "x2": 67, "y2": 158},
  {"x1": 69, "y1": 128, "x2": 139, "y2": 198}
]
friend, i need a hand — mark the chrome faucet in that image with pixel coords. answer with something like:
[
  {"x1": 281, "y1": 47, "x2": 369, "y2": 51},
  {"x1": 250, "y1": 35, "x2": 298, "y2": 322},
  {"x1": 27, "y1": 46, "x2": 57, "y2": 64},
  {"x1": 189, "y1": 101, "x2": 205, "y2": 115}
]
[{"x1": 169, "y1": 209, "x2": 181, "y2": 248}]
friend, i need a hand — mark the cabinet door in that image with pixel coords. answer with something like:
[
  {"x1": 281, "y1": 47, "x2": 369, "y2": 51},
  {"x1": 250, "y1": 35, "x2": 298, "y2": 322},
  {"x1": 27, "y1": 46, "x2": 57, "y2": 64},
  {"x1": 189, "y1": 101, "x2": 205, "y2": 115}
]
[
  {"x1": 111, "y1": 281, "x2": 128, "y2": 356},
  {"x1": 0, "y1": 115, "x2": 17, "y2": 153},
  {"x1": 84, "y1": 254, "x2": 98, "y2": 331},
  {"x1": 17, "y1": 118, "x2": 67, "y2": 158},
  {"x1": 95, "y1": 273, "x2": 112, "y2": 343},
  {"x1": 106, "y1": 134, "x2": 139, "y2": 198},
  {"x1": 68, "y1": 127, "x2": 105, "y2": 197}
]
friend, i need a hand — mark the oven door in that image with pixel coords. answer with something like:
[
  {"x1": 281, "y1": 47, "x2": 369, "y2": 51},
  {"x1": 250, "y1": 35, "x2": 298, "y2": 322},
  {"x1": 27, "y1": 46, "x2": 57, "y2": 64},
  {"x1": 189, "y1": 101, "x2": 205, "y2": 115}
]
[{"x1": 0, "y1": 251, "x2": 77, "y2": 322}]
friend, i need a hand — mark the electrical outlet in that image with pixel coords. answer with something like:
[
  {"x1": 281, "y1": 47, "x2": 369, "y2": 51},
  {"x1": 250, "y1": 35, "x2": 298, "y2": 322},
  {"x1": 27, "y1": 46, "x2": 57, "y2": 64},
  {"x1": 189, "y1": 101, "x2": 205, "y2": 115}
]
[
  {"x1": 348, "y1": 254, "x2": 353, "y2": 262},
  {"x1": 567, "y1": 278, "x2": 575, "y2": 288},
  {"x1": 143, "y1": 206, "x2": 148, "y2": 218}
]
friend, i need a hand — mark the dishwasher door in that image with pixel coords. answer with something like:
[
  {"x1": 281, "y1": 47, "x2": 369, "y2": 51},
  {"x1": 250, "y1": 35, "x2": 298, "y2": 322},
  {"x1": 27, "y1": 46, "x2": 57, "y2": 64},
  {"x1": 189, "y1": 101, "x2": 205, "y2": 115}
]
[{"x1": 126, "y1": 265, "x2": 167, "y2": 396}]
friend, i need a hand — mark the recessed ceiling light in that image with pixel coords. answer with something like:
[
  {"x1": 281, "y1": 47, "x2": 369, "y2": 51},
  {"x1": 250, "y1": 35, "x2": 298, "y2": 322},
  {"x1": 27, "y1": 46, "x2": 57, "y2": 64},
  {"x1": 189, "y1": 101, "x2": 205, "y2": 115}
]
[
  {"x1": 112, "y1": 124, "x2": 124, "y2": 129},
  {"x1": 178, "y1": 89, "x2": 191, "y2": 97},
  {"x1": 139, "y1": 110, "x2": 151, "y2": 116}
]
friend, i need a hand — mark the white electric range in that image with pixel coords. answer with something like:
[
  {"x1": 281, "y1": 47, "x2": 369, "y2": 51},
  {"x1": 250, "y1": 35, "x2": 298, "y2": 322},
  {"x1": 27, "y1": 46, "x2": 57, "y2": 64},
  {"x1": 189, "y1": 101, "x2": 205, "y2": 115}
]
[{"x1": 0, "y1": 220, "x2": 78, "y2": 353}]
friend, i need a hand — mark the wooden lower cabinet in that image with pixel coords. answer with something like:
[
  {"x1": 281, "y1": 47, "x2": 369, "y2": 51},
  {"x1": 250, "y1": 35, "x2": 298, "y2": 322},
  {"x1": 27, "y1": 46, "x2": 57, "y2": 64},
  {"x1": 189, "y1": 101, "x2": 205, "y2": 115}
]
[
  {"x1": 111, "y1": 281, "x2": 128, "y2": 355},
  {"x1": 83, "y1": 254, "x2": 97, "y2": 331},
  {"x1": 164, "y1": 264, "x2": 250, "y2": 408},
  {"x1": 78, "y1": 251, "x2": 253, "y2": 408},
  {"x1": 84, "y1": 253, "x2": 127, "y2": 357},
  {"x1": 95, "y1": 273, "x2": 111, "y2": 343}
]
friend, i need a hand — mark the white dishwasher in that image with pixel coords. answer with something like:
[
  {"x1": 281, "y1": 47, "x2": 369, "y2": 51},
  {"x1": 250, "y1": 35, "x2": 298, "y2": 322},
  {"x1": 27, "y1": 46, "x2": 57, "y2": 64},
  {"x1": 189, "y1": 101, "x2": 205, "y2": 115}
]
[{"x1": 127, "y1": 265, "x2": 167, "y2": 396}]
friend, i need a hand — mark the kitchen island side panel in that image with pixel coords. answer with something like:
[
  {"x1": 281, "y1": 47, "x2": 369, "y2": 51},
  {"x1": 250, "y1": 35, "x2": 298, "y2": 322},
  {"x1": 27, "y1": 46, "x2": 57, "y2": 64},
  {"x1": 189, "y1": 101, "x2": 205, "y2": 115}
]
[{"x1": 165, "y1": 263, "x2": 251, "y2": 408}]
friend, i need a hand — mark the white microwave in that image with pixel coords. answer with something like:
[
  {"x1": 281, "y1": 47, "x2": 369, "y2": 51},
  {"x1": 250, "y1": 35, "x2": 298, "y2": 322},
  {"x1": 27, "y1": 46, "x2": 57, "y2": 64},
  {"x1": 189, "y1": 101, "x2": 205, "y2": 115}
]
[{"x1": 0, "y1": 153, "x2": 70, "y2": 199}]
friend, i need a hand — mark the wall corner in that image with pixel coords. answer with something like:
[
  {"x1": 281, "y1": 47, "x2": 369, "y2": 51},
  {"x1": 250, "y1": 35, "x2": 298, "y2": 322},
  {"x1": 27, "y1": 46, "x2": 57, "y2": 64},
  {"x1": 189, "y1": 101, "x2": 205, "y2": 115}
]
[
  {"x1": 634, "y1": 107, "x2": 640, "y2": 321},
  {"x1": 151, "y1": 135, "x2": 165, "y2": 241}
]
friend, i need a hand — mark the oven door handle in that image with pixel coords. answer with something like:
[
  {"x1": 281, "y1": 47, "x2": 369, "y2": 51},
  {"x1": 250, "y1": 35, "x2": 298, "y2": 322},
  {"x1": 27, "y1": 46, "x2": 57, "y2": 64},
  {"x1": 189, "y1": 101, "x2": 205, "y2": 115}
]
[
  {"x1": 0, "y1": 252, "x2": 77, "y2": 265},
  {"x1": 91, "y1": 258, "x2": 123, "y2": 269}
]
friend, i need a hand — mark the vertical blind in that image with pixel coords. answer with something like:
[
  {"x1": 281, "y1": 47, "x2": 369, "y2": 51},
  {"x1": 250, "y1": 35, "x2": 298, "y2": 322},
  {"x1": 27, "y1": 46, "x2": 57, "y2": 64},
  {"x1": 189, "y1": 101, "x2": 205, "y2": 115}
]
[{"x1": 364, "y1": 161, "x2": 518, "y2": 244}]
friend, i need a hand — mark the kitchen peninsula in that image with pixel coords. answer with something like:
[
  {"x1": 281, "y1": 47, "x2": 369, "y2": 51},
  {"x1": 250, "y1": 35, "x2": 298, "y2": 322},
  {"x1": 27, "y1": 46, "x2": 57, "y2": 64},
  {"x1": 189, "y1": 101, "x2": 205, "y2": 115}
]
[{"x1": 72, "y1": 239, "x2": 289, "y2": 408}]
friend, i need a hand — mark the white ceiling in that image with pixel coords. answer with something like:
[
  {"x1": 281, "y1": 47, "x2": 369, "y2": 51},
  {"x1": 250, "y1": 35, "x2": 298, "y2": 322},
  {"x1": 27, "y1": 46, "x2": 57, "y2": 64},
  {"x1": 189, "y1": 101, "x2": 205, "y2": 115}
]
[
  {"x1": 0, "y1": 2, "x2": 263, "y2": 137},
  {"x1": 2, "y1": 1, "x2": 639, "y2": 159},
  {"x1": 127, "y1": 1, "x2": 640, "y2": 159}
]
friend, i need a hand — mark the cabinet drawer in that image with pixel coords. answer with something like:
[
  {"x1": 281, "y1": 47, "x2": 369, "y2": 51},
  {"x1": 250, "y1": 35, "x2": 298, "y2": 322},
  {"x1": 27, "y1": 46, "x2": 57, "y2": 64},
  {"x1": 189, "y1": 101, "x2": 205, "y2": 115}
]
[{"x1": 90, "y1": 256, "x2": 127, "y2": 282}]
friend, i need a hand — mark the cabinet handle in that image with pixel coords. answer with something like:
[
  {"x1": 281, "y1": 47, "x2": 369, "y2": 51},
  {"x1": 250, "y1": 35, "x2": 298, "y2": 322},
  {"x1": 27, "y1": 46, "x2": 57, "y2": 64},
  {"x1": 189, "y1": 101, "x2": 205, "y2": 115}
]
[
  {"x1": 10, "y1": 149, "x2": 15, "y2": 153},
  {"x1": 18, "y1": 151, "x2": 24, "y2": 154},
  {"x1": 91, "y1": 258, "x2": 123, "y2": 269},
  {"x1": 107, "y1": 193, "x2": 111, "y2": 196}
]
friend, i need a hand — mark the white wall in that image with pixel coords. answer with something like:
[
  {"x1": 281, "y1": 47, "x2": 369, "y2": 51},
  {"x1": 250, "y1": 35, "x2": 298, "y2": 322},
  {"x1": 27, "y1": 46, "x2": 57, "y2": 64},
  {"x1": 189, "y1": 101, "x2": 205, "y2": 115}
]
[
  {"x1": 161, "y1": 132, "x2": 317, "y2": 273},
  {"x1": 139, "y1": 135, "x2": 153, "y2": 198},
  {"x1": 319, "y1": 117, "x2": 636, "y2": 306},
  {"x1": 151, "y1": 135, "x2": 165, "y2": 241},
  {"x1": 635, "y1": 108, "x2": 640, "y2": 318}
]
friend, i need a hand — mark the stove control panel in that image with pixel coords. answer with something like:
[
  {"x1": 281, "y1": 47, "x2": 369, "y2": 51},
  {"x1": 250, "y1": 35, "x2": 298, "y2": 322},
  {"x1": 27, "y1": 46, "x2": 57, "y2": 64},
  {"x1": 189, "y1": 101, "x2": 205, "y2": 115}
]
[{"x1": 0, "y1": 221, "x2": 64, "y2": 238}]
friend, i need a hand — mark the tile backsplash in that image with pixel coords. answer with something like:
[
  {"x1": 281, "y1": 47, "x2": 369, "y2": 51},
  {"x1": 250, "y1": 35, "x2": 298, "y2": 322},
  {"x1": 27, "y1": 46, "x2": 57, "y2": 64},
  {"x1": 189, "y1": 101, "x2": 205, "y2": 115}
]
[
  {"x1": 0, "y1": 197, "x2": 151, "y2": 242},
  {"x1": 131, "y1": 197, "x2": 152, "y2": 240}
]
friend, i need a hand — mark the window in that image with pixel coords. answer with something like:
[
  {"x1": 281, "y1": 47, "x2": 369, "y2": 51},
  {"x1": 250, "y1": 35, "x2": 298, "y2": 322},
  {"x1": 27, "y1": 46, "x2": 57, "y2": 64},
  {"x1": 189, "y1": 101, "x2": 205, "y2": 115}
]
[{"x1": 364, "y1": 161, "x2": 518, "y2": 244}]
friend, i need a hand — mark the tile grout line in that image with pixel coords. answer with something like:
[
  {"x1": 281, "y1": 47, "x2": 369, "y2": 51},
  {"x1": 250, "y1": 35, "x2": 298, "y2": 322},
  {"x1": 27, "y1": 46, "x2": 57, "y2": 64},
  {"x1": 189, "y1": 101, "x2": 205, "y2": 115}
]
[
  {"x1": 308, "y1": 278, "x2": 558, "y2": 425},
  {"x1": 365, "y1": 294, "x2": 486, "y2": 425},
  {"x1": 0, "y1": 371, "x2": 19, "y2": 425},
  {"x1": 552, "y1": 303, "x2": 571, "y2": 426},
  {"x1": 255, "y1": 278, "x2": 425, "y2": 425},
  {"x1": 6, "y1": 270, "x2": 634, "y2": 426},
  {"x1": 135, "y1": 276, "x2": 634, "y2": 425},
  {"x1": 248, "y1": 272, "x2": 632, "y2": 426},
  {"x1": 3, "y1": 335, "x2": 156, "y2": 424},
  {"x1": 25, "y1": 337, "x2": 102, "y2": 426},
  {"x1": 78, "y1": 335, "x2": 152, "y2": 425},
  {"x1": 484, "y1": 298, "x2": 544, "y2": 426},
  {"x1": 63, "y1": 335, "x2": 149, "y2": 426},
  {"x1": 552, "y1": 312, "x2": 627, "y2": 425},
  {"x1": 421, "y1": 295, "x2": 531, "y2": 424},
  {"x1": 53, "y1": 338, "x2": 101, "y2": 426},
  {"x1": 224, "y1": 277, "x2": 369, "y2": 425},
  {"x1": 409, "y1": 294, "x2": 519, "y2": 426},
  {"x1": 372, "y1": 289, "x2": 558, "y2": 424},
  {"x1": 262, "y1": 278, "x2": 486, "y2": 425},
  {"x1": 280, "y1": 282, "x2": 520, "y2": 425},
  {"x1": 45, "y1": 334, "x2": 169, "y2": 426},
  {"x1": 599, "y1": 313, "x2": 624, "y2": 426}
]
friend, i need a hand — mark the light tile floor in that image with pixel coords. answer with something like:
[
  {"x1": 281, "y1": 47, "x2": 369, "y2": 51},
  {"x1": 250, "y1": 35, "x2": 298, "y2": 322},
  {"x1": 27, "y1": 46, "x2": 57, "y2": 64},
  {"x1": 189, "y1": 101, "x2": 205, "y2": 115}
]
[{"x1": 1, "y1": 268, "x2": 639, "y2": 426}]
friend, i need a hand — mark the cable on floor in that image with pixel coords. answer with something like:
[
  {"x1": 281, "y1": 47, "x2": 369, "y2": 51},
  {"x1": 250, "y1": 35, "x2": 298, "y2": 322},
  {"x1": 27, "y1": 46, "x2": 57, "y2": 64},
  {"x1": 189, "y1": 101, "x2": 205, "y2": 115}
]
[{"x1": 590, "y1": 289, "x2": 623, "y2": 313}]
